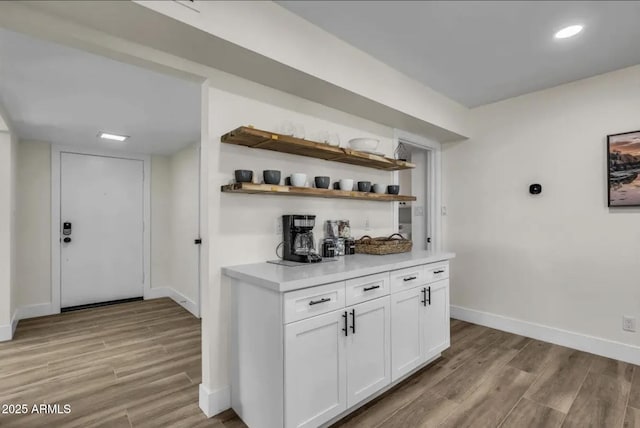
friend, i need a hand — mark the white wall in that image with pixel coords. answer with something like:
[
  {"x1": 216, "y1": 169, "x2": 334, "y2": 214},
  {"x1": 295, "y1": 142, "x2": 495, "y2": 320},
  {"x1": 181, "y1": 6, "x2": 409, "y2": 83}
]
[
  {"x1": 151, "y1": 155, "x2": 172, "y2": 290},
  {"x1": 150, "y1": 145, "x2": 200, "y2": 313},
  {"x1": 15, "y1": 141, "x2": 51, "y2": 311},
  {"x1": 0, "y1": 120, "x2": 17, "y2": 340},
  {"x1": 202, "y1": 77, "x2": 400, "y2": 410},
  {"x1": 170, "y1": 143, "x2": 200, "y2": 308},
  {"x1": 443, "y1": 64, "x2": 640, "y2": 358}
]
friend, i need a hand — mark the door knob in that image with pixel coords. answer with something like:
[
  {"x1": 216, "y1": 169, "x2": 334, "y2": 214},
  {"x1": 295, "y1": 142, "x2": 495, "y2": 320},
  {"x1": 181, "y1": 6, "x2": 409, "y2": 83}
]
[{"x1": 63, "y1": 237, "x2": 72, "y2": 243}]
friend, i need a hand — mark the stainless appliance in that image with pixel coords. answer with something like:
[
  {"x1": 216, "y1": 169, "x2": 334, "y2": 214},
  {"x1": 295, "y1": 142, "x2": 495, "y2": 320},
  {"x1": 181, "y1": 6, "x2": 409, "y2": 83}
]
[{"x1": 282, "y1": 215, "x2": 322, "y2": 263}]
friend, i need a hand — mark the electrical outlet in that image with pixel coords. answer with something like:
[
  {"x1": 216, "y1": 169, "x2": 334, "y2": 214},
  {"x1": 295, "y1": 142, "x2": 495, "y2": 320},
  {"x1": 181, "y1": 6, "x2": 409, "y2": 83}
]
[
  {"x1": 275, "y1": 218, "x2": 282, "y2": 235},
  {"x1": 441, "y1": 206, "x2": 448, "y2": 216},
  {"x1": 415, "y1": 206, "x2": 424, "y2": 217},
  {"x1": 623, "y1": 316, "x2": 636, "y2": 332},
  {"x1": 364, "y1": 217, "x2": 371, "y2": 231}
]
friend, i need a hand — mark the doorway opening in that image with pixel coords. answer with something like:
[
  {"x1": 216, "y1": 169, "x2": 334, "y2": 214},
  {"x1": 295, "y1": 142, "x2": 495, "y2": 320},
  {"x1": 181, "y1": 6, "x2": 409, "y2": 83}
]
[
  {"x1": 394, "y1": 131, "x2": 442, "y2": 252},
  {"x1": 0, "y1": 26, "x2": 204, "y2": 318}
]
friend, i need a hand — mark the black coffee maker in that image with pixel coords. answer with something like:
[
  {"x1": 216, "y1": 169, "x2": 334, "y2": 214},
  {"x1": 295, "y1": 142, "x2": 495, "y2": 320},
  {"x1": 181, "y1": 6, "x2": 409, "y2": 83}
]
[{"x1": 283, "y1": 215, "x2": 322, "y2": 263}]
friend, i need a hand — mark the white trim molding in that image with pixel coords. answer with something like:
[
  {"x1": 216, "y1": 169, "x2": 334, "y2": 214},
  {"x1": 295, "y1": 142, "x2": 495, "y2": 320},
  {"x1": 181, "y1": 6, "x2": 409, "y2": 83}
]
[
  {"x1": 199, "y1": 384, "x2": 230, "y2": 418},
  {"x1": 146, "y1": 287, "x2": 199, "y2": 318},
  {"x1": 16, "y1": 303, "x2": 55, "y2": 320},
  {"x1": 51, "y1": 145, "x2": 151, "y2": 312},
  {"x1": 451, "y1": 305, "x2": 640, "y2": 366},
  {"x1": 0, "y1": 311, "x2": 18, "y2": 342}
]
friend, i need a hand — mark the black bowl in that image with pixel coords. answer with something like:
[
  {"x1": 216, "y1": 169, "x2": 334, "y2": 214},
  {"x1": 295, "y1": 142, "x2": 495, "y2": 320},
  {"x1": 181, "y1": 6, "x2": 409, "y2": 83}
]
[
  {"x1": 315, "y1": 176, "x2": 330, "y2": 189},
  {"x1": 263, "y1": 170, "x2": 281, "y2": 185},
  {"x1": 358, "y1": 181, "x2": 372, "y2": 192},
  {"x1": 387, "y1": 185, "x2": 400, "y2": 195},
  {"x1": 235, "y1": 170, "x2": 253, "y2": 183}
]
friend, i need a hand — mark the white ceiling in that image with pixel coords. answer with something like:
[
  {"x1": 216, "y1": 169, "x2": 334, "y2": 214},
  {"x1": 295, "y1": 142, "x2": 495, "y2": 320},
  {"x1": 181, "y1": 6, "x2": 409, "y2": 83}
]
[
  {"x1": 278, "y1": 1, "x2": 640, "y2": 107},
  {"x1": 0, "y1": 27, "x2": 201, "y2": 155}
]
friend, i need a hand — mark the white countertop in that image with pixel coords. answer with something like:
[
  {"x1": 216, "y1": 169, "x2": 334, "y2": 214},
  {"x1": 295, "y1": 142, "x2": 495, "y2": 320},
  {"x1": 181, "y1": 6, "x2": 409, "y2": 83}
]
[{"x1": 222, "y1": 251, "x2": 455, "y2": 292}]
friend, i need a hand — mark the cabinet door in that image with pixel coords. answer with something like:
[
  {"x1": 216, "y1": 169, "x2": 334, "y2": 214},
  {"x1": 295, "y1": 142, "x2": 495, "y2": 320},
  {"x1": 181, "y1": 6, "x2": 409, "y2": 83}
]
[
  {"x1": 390, "y1": 287, "x2": 423, "y2": 382},
  {"x1": 346, "y1": 296, "x2": 391, "y2": 407},
  {"x1": 284, "y1": 310, "x2": 347, "y2": 428},
  {"x1": 421, "y1": 279, "x2": 450, "y2": 361}
]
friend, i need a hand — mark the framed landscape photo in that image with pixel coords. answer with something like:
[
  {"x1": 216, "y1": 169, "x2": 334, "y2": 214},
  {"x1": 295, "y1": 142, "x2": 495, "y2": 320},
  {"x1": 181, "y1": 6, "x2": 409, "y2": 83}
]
[{"x1": 608, "y1": 130, "x2": 640, "y2": 207}]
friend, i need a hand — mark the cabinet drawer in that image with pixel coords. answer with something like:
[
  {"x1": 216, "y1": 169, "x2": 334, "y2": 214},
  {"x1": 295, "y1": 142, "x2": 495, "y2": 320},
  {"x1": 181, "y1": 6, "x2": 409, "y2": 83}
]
[
  {"x1": 390, "y1": 265, "x2": 425, "y2": 293},
  {"x1": 284, "y1": 281, "x2": 345, "y2": 324},
  {"x1": 345, "y1": 273, "x2": 390, "y2": 306},
  {"x1": 424, "y1": 262, "x2": 449, "y2": 283}
]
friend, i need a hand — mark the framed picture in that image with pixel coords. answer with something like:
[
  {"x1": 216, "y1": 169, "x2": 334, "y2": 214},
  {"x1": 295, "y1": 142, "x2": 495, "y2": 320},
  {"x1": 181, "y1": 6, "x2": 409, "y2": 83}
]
[{"x1": 608, "y1": 130, "x2": 640, "y2": 206}]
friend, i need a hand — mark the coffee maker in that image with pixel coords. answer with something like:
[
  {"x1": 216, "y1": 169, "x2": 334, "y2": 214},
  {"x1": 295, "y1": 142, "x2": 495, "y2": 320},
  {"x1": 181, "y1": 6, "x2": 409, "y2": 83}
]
[{"x1": 283, "y1": 215, "x2": 322, "y2": 263}]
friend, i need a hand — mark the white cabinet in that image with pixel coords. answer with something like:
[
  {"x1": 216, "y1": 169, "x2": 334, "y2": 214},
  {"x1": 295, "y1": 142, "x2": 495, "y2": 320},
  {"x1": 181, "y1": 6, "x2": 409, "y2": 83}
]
[
  {"x1": 346, "y1": 297, "x2": 391, "y2": 407},
  {"x1": 391, "y1": 279, "x2": 450, "y2": 381},
  {"x1": 229, "y1": 257, "x2": 452, "y2": 428},
  {"x1": 285, "y1": 296, "x2": 391, "y2": 427},
  {"x1": 421, "y1": 279, "x2": 450, "y2": 359},
  {"x1": 390, "y1": 287, "x2": 423, "y2": 381},
  {"x1": 285, "y1": 310, "x2": 347, "y2": 428}
]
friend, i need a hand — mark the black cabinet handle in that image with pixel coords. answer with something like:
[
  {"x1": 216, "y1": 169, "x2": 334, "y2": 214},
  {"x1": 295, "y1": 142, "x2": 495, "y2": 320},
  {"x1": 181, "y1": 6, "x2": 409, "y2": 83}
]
[
  {"x1": 342, "y1": 311, "x2": 348, "y2": 336},
  {"x1": 421, "y1": 287, "x2": 427, "y2": 306},
  {"x1": 363, "y1": 285, "x2": 381, "y2": 292},
  {"x1": 433, "y1": 270, "x2": 445, "y2": 274},
  {"x1": 403, "y1": 276, "x2": 417, "y2": 282},
  {"x1": 350, "y1": 309, "x2": 356, "y2": 334},
  {"x1": 309, "y1": 297, "x2": 330, "y2": 306},
  {"x1": 427, "y1": 286, "x2": 431, "y2": 305}
]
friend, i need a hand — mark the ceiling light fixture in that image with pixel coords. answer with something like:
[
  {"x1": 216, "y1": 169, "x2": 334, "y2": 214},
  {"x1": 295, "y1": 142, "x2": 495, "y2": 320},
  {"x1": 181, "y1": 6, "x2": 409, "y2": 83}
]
[
  {"x1": 98, "y1": 132, "x2": 129, "y2": 142},
  {"x1": 554, "y1": 25, "x2": 583, "y2": 39}
]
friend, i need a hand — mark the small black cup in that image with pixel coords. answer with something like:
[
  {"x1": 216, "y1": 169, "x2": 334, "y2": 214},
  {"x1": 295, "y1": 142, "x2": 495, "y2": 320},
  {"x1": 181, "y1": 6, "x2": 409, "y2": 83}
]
[
  {"x1": 315, "y1": 176, "x2": 330, "y2": 189},
  {"x1": 387, "y1": 185, "x2": 400, "y2": 195},
  {"x1": 235, "y1": 170, "x2": 253, "y2": 183},
  {"x1": 357, "y1": 181, "x2": 372, "y2": 192},
  {"x1": 263, "y1": 170, "x2": 281, "y2": 185}
]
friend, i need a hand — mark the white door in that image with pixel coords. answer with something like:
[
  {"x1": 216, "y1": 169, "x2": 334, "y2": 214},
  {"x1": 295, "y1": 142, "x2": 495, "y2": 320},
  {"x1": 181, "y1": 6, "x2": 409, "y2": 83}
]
[
  {"x1": 284, "y1": 310, "x2": 347, "y2": 428},
  {"x1": 60, "y1": 152, "x2": 144, "y2": 308},
  {"x1": 421, "y1": 279, "x2": 450, "y2": 360},
  {"x1": 391, "y1": 287, "x2": 423, "y2": 381},
  {"x1": 346, "y1": 296, "x2": 391, "y2": 407}
]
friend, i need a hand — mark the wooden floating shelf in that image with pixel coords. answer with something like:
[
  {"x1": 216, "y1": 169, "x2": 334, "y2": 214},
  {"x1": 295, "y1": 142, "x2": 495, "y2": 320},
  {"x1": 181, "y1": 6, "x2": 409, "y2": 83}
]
[
  {"x1": 221, "y1": 183, "x2": 417, "y2": 202},
  {"x1": 221, "y1": 126, "x2": 415, "y2": 171}
]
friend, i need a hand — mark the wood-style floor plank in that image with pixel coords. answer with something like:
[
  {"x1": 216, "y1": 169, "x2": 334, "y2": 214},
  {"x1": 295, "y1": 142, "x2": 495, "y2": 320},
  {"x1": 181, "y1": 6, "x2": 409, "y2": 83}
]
[
  {"x1": 624, "y1": 406, "x2": 640, "y2": 428},
  {"x1": 439, "y1": 366, "x2": 535, "y2": 428},
  {"x1": 630, "y1": 368, "x2": 640, "y2": 409},
  {"x1": 523, "y1": 347, "x2": 593, "y2": 413},
  {"x1": 562, "y1": 372, "x2": 630, "y2": 428},
  {"x1": 498, "y1": 397, "x2": 565, "y2": 428}
]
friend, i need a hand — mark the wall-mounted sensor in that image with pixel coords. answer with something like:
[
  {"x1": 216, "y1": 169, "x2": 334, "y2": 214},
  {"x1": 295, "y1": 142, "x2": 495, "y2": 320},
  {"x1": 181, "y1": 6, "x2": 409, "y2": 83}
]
[{"x1": 529, "y1": 184, "x2": 542, "y2": 195}]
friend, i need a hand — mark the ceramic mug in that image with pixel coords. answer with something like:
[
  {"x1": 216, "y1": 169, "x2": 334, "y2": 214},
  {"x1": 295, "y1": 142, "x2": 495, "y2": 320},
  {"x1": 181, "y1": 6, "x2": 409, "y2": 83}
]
[
  {"x1": 291, "y1": 173, "x2": 307, "y2": 187},
  {"x1": 339, "y1": 179, "x2": 354, "y2": 191}
]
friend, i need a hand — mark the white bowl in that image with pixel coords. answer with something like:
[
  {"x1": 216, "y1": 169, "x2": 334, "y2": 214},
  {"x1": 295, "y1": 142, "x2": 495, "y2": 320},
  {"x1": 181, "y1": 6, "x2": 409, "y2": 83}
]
[
  {"x1": 348, "y1": 138, "x2": 379, "y2": 152},
  {"x1": 373, "y1": 183, "x2": 385, "y2": 194},
  {"x1": 290, "y1": 173, "x2": 307, "y2": 187},
  {"x1": 339, "y1": 179, "x2": 354, "y2": 191}
]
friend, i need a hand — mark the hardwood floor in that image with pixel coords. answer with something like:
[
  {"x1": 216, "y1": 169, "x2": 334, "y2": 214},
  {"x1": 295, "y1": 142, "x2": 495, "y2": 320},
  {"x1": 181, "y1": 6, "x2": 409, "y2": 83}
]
[
  {"x1": 0, "y1": 298, "x2": 234, "y2": 428},
  {"x1": 1, "y1": 303, "x2": 638, "y2": 428},
  {"x1": 333, "y1": 319, "x2": 640, "y2": 428}
]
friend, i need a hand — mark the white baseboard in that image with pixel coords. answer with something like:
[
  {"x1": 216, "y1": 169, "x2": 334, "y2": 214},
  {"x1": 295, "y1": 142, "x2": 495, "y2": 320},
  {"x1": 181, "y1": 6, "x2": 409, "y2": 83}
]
[
  {"x1": 146, "y1": 287, "x2": 199, "y2": 318},
  {"x1": 199, "y1": 384, "x2": 230, "y2": 418},
  {"x1": 0, "y1": 310, "x2": 18, "y2": 342},
  {"x1": 451, "y1": 305, "x2": 640, "y2": 366},
  {"x1": 0, "y1": 323, "x2": 11, "y2": 342},
  {"x1": 16, "y1": 303, "x2": 56, "y2": 320}
]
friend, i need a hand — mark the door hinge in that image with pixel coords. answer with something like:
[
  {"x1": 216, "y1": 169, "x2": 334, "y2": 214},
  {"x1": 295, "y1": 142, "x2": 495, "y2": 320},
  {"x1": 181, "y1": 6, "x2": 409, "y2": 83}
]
[
  {"x1": 194, "y1": 238, "x2": 202, "y2": 245},
  {"x1": 427, "y1": 237, "x2": 432, "y2": 243}
]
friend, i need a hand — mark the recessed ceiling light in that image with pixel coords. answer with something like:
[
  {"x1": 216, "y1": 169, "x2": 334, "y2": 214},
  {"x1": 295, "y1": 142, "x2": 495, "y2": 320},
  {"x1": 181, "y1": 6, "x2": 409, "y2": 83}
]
[
  {"x1": 98, "y1": 132, "x2": 129, "y2": 142},
  {"x1": 554, "y1": 25, "x2": 583, "y2": 39}
]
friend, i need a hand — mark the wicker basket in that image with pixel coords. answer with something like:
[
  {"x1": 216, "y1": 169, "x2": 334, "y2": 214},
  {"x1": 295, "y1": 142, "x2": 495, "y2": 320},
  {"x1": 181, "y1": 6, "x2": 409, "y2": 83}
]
[{"x1": 355, "y1": 233, "x2": 412, "y2": 255}]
